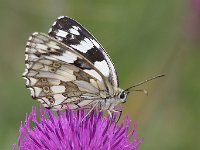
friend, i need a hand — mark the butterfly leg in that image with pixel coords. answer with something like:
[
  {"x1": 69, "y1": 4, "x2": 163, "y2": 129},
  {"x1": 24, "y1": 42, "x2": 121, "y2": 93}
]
[
  {"x1": 107, "y1": 109, "x2": 122, "y2": 123},
  {"x1": 112, "y1": 109, "x2": 122, "y2": 124},
  {"x1": 107, "y1": 110, "x2": 113, "y2": 120},
  {"x1": 108, "y1": 109, "x2": 123, "y2": 133},
  {"x1": 80, "y1": 101, "x2": 100, "y2": 124}
]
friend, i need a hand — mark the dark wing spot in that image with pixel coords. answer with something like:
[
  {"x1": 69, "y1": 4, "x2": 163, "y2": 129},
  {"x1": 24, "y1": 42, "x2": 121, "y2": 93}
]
[
  {"x1": 73, "y1": 58, "x2": 92, "y2": 70},
  {"x1": 83, "y1": 47, "x2": 104, "y2": 63}
]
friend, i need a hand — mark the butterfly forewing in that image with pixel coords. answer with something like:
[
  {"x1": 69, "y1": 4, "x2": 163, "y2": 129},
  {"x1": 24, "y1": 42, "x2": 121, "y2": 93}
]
[
  {"x1": 23, "y1": 32, "x2": 108, "y2": 110},
  {"x1": 48, "y1": 16, "x2": 118, "y2": 90}
]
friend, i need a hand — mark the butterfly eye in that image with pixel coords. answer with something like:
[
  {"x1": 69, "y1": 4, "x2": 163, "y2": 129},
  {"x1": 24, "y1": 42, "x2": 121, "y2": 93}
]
[{"x1": 119, "y1": 92, "x2": 127, "y2": 103}]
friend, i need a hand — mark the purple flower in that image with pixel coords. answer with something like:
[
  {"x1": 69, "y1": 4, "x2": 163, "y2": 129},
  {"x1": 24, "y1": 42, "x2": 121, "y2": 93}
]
[{"x1": 14, "y1": 106, "x2": 143, "y2": 150}]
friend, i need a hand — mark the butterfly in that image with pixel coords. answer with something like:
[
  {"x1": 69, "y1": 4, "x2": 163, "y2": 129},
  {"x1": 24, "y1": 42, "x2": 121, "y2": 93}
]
[{"x1": 23, "y1": 16, "x2": 164, "y2": 119}]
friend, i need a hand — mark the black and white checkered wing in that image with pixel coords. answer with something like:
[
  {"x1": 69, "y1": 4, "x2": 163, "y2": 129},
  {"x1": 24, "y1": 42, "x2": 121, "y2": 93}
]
[
  {"x1": 23, "y1": 32, "x2": 107, "y2": 110},
  {"x1": 48, "y1": 16, "x2": 118, "y2": 92},
  {"x1": 23, "y1": 16, "x2": 120, "y2": 110}
]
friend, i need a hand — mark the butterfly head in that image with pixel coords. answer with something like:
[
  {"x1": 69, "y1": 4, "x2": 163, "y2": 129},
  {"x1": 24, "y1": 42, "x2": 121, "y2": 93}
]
[
  {"x1": 115, "y1": 88, "x2": 128, "y2": 103},
  {"x1": 118, "y1": 91, "x2": 128, "y2": 103}
]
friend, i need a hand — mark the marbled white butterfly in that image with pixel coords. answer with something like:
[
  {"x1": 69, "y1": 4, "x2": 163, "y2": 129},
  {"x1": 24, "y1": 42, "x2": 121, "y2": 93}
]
[{"x1": 23, "y1": 16, "x2": 164, "y2": 118}]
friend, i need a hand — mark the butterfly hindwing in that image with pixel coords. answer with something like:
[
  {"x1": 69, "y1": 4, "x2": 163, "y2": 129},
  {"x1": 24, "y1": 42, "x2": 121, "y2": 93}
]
[{"x1": 23, "y1": 32, "x2": 107, "y2": 110}]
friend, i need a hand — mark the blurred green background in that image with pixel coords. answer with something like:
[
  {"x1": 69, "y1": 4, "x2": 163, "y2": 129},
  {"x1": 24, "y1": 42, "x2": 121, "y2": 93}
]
[{"x1": 0, "y1": 0, "x2": 199, "y2": 149}]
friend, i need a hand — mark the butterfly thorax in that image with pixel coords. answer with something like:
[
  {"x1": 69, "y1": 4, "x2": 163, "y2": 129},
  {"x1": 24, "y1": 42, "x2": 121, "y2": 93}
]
[{"x1": 98, "y1": 88, "x2": 127, "y2": 111}]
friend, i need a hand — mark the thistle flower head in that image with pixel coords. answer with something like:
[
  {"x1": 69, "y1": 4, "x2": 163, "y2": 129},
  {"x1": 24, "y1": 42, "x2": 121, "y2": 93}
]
[{"x1": 14, "y1": 106, "x2": 143, "y2": 150}]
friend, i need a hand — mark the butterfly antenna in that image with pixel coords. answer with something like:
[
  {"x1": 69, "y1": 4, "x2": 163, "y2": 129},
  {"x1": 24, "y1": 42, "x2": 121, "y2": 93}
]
[
  {"x1": 131, "y1": 89, "x2": 148, "y2": 95},
  {"x1": 124, "y1": 74, "x2": 165, "y2": 92}
]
